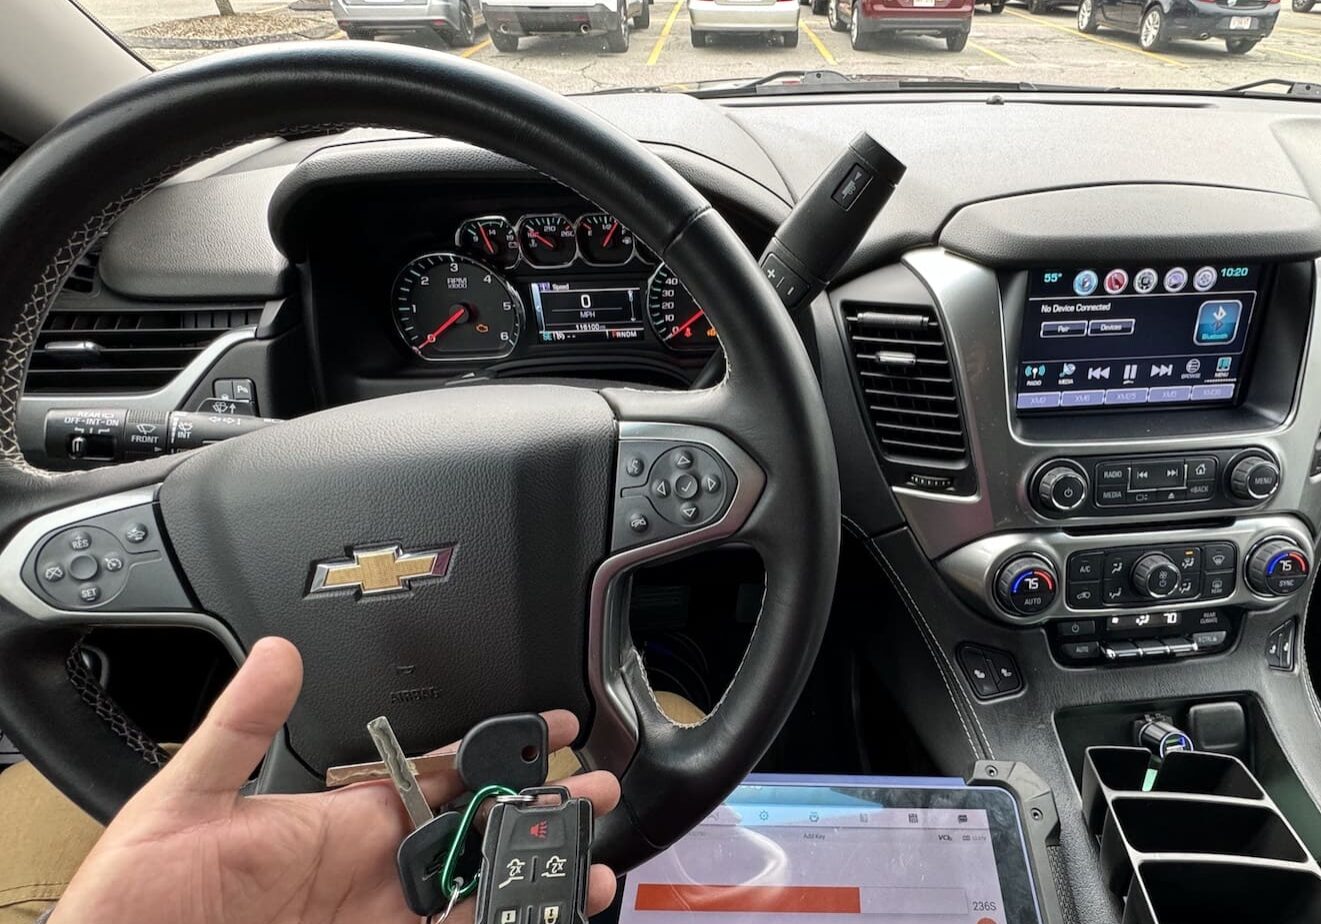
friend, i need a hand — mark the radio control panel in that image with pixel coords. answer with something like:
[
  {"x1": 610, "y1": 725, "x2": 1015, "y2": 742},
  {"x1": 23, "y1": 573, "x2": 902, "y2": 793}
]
[{"x1": 1030, "y1": 448, "x2": 1280, "y2": 518}]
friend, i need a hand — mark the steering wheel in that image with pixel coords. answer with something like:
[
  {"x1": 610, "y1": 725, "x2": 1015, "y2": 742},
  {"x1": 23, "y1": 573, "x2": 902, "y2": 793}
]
[{"x1": 0, "y1": 42, "x2": 839, "y2": 869}]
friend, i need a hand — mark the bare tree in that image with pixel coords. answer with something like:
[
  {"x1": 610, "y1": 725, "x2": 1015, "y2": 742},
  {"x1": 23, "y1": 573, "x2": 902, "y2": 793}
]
[{"x1": 214, "y1": 0, "x2": 236, "y2": 14}]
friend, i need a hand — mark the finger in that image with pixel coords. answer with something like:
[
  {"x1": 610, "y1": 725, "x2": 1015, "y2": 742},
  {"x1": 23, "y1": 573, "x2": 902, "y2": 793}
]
[
  {"x1": 560, "y1": 770, "x2": 621, "y2": 817},
  {"x1": 155, "y1": 636, "x2": 303, "y2": 796},
  {"x1": 586, "y1": 864, "x2": 619, "y2": 915},
  {"x1": 418, "y1": 709, "x2": 582, "y2": 805}
]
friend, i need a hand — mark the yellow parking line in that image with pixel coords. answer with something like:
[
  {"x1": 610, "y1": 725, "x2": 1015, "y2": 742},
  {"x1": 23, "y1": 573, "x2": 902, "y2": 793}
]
[
  {"x1": 969, "y1": 38, "x2": 1015, "y2": 63},
  {"x1": 1268, "y1": 44, "x2": 1321, "y2": 64},
  {"x1": 460, "y1": 37, "x2": 492, "y2": 56},
  {"x1": 647, "y1": 0, "x2": 687, "y2": 65},
  {"x1": 801, "y1": 21, "x2": 838, "y2": 65},
  {"x1": 1004, "y1": 7, "x2": 1186, "y2": 66},
  {"x1": 1276, "y1": 26, "x2": 1321, "y2": 36}
]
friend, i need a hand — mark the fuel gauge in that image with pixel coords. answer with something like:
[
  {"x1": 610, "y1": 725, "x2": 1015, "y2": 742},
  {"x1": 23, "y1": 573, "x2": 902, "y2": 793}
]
[
  {"x1": 577, "y1": 212, "x2": 635, "y2": 266},
  {"x1": 456, "y1": 216, "x2": 519, "y2": 269}
]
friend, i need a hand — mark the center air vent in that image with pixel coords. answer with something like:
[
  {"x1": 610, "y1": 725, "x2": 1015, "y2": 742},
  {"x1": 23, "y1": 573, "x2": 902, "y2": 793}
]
[
  {"x1": 844, "y1": 302, "x2": 972, "y2": 493},
  {"x1": 27, "y1": 307, "x2": 261, "y2": 395}
]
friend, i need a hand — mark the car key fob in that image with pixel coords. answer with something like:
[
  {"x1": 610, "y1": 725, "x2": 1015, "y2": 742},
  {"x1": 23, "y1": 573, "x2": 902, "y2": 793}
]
[
  {"x1": 473, "y1": 786, "x2": 592, "y2": 924},
  {"x1": 457, "y1": 713, "x2": 549, "y2": 793},
  {"x1": 397, "y1": 810, "x2": 468, "y2": 917}
]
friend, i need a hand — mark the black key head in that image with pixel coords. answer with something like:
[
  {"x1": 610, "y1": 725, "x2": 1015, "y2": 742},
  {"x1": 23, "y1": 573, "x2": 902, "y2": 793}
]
[{"x1": 457, "y1": 713, "x2": 549, "y2": 792}]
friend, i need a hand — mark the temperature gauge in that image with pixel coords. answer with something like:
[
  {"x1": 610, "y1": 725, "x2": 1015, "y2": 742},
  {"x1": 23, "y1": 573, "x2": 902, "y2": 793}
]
[
  {"x1": 517, "y1": 213, "x2": 577, "y2": 268},
  {"x1": 456, "y1": 216, "x2": 519, "y2": 269}
]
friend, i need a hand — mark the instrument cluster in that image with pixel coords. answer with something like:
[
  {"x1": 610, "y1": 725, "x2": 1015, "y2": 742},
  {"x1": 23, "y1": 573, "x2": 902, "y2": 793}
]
[{"x1": 391, "y1": 211, "x2": 719, "y2": 362}]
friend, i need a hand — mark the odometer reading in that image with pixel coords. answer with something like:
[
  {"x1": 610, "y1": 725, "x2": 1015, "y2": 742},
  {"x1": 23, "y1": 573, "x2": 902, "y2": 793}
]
[
  {"x1": 392, "y1": 252, "x2": 523, "y2": 361},
  {"x1": 646, "y1": 263, "x2": 717, "y2": 351}
]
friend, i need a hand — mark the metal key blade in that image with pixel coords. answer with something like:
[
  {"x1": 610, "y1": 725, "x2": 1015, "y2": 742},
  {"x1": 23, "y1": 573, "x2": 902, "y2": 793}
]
[
  {"x1": 366, "y1": 715, "x2": 434, "y2": 829},
  {"x1": 324, "y1": 746, "x2": 458, "y2": 788}
]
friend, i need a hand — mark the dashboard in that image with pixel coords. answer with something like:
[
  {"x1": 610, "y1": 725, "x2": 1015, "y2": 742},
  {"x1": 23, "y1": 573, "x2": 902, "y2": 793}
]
[{"x1": 17, "y1": 88, "x2": 1321, "y2": 924}]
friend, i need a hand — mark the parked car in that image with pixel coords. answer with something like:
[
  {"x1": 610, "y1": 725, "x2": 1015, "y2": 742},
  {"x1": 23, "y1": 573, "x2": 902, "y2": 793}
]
[
  {"x1": 825, "y1": 0, "x2": 972, "y2": 49},
  {"x1": 690, "y1": 0, "x2": 800, "y2": 45},
  {"x1": 1019, "y1": 0, "x2": 1074, "y2": 13},
  {"x1": 481, "y1": 0, "x2": 650, "y2": 51},
  {"x1": 1294, "y1": 0, "x2": 1315, "y2": 11},
  {"x1": 977, "y1": 0, "x2": 1007, "y2": 12},
  {"x1": 330, "y1": 0, "x2": 483, "y2": 46},
  {"x1": 1077, "y1": 0, "x2": 1277, "y2": 53}
]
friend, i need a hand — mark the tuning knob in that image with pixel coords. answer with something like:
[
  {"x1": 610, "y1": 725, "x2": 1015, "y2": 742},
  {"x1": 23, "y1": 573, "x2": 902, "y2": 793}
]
[
  {"x1": 1246, "y1": 539, "x2": 1310, "y2": 596},
  {"x1": 1132, "y1": 552, "x2": 1181, "y2": 599},
  {"x1": 1228, "y1": 454, "x2": 1280, "y2": 502},
  {"x1": 995, "y1": 556, "x2": 1058, "y2": 616},
  {"x1": 1036, "y1": 464, "x2": 1088, "y2": 512}
]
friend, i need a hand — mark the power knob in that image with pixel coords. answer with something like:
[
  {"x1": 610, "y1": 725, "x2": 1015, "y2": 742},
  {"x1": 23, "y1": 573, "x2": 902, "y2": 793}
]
[
  {"x1": 995, "y1": 556, "x2": 1058, "y2": 616},
  {"x1": 1131, "y1": 552, "x2": 1181, "y2": 599},
  {"x1": 1036, "y1": 464, "x2": 1088, "y2": 512},
  {"x1": 1227, "y1": 454, "x2": 1280, "y2": 502},
  {"x1": 1246, "y1": 539, "x2": 1310, "y2": 596}
]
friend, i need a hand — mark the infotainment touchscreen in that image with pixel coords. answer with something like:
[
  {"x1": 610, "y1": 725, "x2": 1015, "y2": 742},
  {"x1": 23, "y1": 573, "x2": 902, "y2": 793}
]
[
  {"x1": 619, "y1": 775, "x2": 1041, "y2": 924},
  {"x1": 1015, "y1": 263, "x2": 1264, "y2": 413}
]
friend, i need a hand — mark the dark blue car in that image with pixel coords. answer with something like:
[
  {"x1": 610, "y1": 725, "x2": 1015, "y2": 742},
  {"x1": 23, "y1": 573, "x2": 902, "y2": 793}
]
[{"x1": 1077, "y1": 0, "x2": 1279, "y2": 53}]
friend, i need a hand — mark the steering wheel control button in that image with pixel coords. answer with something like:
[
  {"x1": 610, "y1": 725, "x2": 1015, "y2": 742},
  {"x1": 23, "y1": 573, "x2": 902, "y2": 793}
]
[
  {"x1": 995, "y1": 556, "x2": 1057, "y2": 616},
  {"x1": 624, "y1": 456, "x2": 645, "y2": 478},
  {"x1": 1246, "y1": 539, "x2": 1310, "y2": 596},
  {"x1": 124, "y1": 522, "x2": 149, "y2": 544},
  {"x1": 1227, "y1": 454, "x2": 1281, "y2": 502},
  {"x1": 958, "y1": 644, "x2": 1021, "y2": 698},
  {"x1": 67, "y1": 554, "x2": 99, "y2": 581},
  {"x1": 1035, "y1": 463, "x2": 1088, "y2": 513},
  {"x1": 1132, "y1": 553, "x2": 1181, "y2": 599},
  {"x1": 21, "y1": 502, "x2": 193, "y2": 613},
  {"x1": 611, "y1": 439, "x2": 738, "y2": 551}
]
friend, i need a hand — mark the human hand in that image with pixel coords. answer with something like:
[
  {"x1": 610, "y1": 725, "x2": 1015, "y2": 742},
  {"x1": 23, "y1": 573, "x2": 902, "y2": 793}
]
[{"x1": 50, "y1": 637, "x2": 620, "y2": 924}]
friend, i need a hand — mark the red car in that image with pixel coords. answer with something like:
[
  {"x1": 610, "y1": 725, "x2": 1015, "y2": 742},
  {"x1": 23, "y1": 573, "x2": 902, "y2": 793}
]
[{"x1": 824, "y1": 0, "x2": 973, "y2": 49}]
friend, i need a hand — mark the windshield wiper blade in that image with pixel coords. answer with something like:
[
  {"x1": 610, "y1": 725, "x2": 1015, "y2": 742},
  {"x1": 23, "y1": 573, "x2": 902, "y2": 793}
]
[
  {"x1": 1221, "y1": 78, "x2": 1321, "y2": 98},
  {"x1": 685, "y1": 71, "x2": 1094, "y2": 98}
]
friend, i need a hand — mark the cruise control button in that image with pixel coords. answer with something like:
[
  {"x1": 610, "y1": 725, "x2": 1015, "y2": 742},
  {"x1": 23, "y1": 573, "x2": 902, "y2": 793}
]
[
  {"x1": 679, "y1": 503, "x2": 699, "y2": 522},
  {"x1": 103, "y1": 555, "x2": 125, "y2": 572},
  {"x1": 124, "y1": 523, "x2": 149, "y2": 544},
  {"x1": 69, "y1": 531, "x2": 92, "y2": 551},
  {"x1": 41, "y1": 563, "x2": 65, "y2": 582},
  {"x1": 674, "y1": 473, "x2": 699, "y2": 500},
  {"x1": 77, "y1": 585, "x2": 101, "y2": 604},
  {"x1": 68, "y1": 554, "x2": 99, "y2": 581}
]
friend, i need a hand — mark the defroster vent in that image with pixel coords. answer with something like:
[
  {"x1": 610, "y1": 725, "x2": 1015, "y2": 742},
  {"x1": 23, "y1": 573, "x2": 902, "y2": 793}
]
[{"x1": 845, "y1": 302, "x2": 973, "y2": 494}]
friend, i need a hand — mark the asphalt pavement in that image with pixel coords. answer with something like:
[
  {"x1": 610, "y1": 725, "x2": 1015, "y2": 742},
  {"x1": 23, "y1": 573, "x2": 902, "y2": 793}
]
[{"x1": 91, "y1": 0, "x2": 1321, "y2": 95}]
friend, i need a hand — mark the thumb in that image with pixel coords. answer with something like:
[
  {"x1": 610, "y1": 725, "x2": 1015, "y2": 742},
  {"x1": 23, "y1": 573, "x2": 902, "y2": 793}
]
[{"x1": 154, "y1": 636, "x2": 303, "y2": 797}]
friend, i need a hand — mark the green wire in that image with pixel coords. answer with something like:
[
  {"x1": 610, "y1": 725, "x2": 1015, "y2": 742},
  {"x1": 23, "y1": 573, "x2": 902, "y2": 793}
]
[{"x1": 439, "y1": 784, "x2": 517, "y2": 900}]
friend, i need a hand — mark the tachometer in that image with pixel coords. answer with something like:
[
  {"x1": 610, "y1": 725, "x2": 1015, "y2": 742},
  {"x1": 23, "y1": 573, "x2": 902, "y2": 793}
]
[
  {"x1": 392, "y1": 253, "x2": 523, "y2": 361},
  {"x1": 576, "y1": 212, "x2": 635, "y2": 266},
  {"x1": 456, "y1": 216, "x2": 519, "y2": 269},
  {"x1": 646, "y1": 263, "x2": 717, "y2": 351},
  {"x1": 517, "y1": 213, "x2": 577, "y2": 268}
]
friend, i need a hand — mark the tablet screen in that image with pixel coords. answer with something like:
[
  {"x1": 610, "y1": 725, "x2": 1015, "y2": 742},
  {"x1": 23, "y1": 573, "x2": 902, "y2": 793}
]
[{"x1": 619, "y1": 775, "x2": 1041, "y2": 924}]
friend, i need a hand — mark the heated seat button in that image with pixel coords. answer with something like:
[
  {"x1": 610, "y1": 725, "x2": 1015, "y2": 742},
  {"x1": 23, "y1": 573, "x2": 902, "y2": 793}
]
[
  {"x1": 985, "y1": 650, "x2": 1022, "y2": 693},
  {"x1": 958, "y1": 648, "x2": 1000, "y2": 699}
]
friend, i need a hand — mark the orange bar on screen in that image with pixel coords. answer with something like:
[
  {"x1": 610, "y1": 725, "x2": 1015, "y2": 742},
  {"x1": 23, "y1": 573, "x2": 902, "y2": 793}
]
[{"x1": 634, "y1": 884, "x2": 862, "y2": 914}]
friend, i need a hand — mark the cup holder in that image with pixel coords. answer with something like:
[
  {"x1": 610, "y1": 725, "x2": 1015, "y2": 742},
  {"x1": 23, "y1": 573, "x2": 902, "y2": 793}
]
[
  {"x1": 1111, "y1": 796, "x2": 1306, "y2": 862},
  {"x1": 1147, "y1": 750, "x2": 1264, "y2": 800},
  {"x1": 1127, "y1": 860, "x2": 1321, "y2": 924}
]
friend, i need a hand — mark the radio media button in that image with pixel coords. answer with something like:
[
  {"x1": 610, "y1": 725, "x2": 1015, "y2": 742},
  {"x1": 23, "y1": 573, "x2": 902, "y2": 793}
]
[
  {"x1": 1129, "y1": 461, "x2": 1186, "y2": 490},
  {"x1": 1187, "y1": 457, "x2": 1217, "y2": 482},
  {"x1": 1068, "y1": 552, "x2": 1105, "y2": 581},
  {"x1": 1097, "y1": 487, "x2": 1127, "y2": 506},
  {"x1": 1187, "y1": 482, "x2": 1214, "y2": 500},
  {"x1": 1096, "y1": 464, "x2": 1129, "y2": 485}
]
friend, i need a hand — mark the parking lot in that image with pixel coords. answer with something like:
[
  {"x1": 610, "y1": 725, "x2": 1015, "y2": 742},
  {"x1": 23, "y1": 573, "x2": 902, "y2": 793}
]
[{"x1": 94, "y1": 0, "x2": 1321, "y2": 94}]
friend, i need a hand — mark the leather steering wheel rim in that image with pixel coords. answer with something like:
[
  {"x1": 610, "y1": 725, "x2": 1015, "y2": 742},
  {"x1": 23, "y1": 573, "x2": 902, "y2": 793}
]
[{"x1": 0, "y1": 42, "x2": 840, "y2": 870}]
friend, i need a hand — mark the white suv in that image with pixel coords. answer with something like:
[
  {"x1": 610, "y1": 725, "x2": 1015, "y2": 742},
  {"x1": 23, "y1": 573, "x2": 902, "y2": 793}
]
[{"x1": 481, "y1": 0, "x2": 650, "y2": 50}]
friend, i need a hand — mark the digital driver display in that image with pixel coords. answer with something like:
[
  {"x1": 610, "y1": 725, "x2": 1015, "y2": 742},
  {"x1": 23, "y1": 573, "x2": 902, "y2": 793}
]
[
  {"x1": 620, "y1": 776, "x2": 1040, "y2": 924},
  {"x1": 529, "y1": 279, "x2": 645, "y2": 343},
  {"x1": 1015, "y1": 264, "x2": 1263, "y2": 413}
]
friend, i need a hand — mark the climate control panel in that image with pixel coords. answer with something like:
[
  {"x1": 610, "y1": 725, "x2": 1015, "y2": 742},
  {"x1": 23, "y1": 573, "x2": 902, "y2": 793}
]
[
  {"x1": 1029, "y1": 448, "x2": 1280, "y2": 518},
  {"x1": 1065, "y1": 542, "x2": 1238, "y2": 609}
]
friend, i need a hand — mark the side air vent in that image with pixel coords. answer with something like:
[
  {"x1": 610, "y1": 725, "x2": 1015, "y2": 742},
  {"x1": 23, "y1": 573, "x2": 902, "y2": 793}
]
[
  {"x1": 61, "y1": 243, "x2": 104, "y2": 296},
  {"x1": 27, "y1": 307, "x2": 261, "y2": 395},
  {"x1": 844, "y1": 302, "x2": 973, "y2": 493}
]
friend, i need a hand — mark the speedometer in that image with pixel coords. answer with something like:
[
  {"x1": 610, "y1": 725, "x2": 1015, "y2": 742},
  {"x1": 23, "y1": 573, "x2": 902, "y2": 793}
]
[
  {"x1": 392, "y1": 253, "x2": 523, "y2": 361},
  {"x1": 646, "y1": 263, "x2": 717, "y2": 351}
]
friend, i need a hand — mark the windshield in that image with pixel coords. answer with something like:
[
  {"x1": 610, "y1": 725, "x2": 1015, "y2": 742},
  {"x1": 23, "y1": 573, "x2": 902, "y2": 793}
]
[{"x1": 78, "y1": 0, "x2": 1319, "y2": 95}]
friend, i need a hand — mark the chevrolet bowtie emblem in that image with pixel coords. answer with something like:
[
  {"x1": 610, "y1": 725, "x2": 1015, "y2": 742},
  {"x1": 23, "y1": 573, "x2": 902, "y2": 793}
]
[{"x1": 308, "y1": 545, "x2": 456, "y2": 597}]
